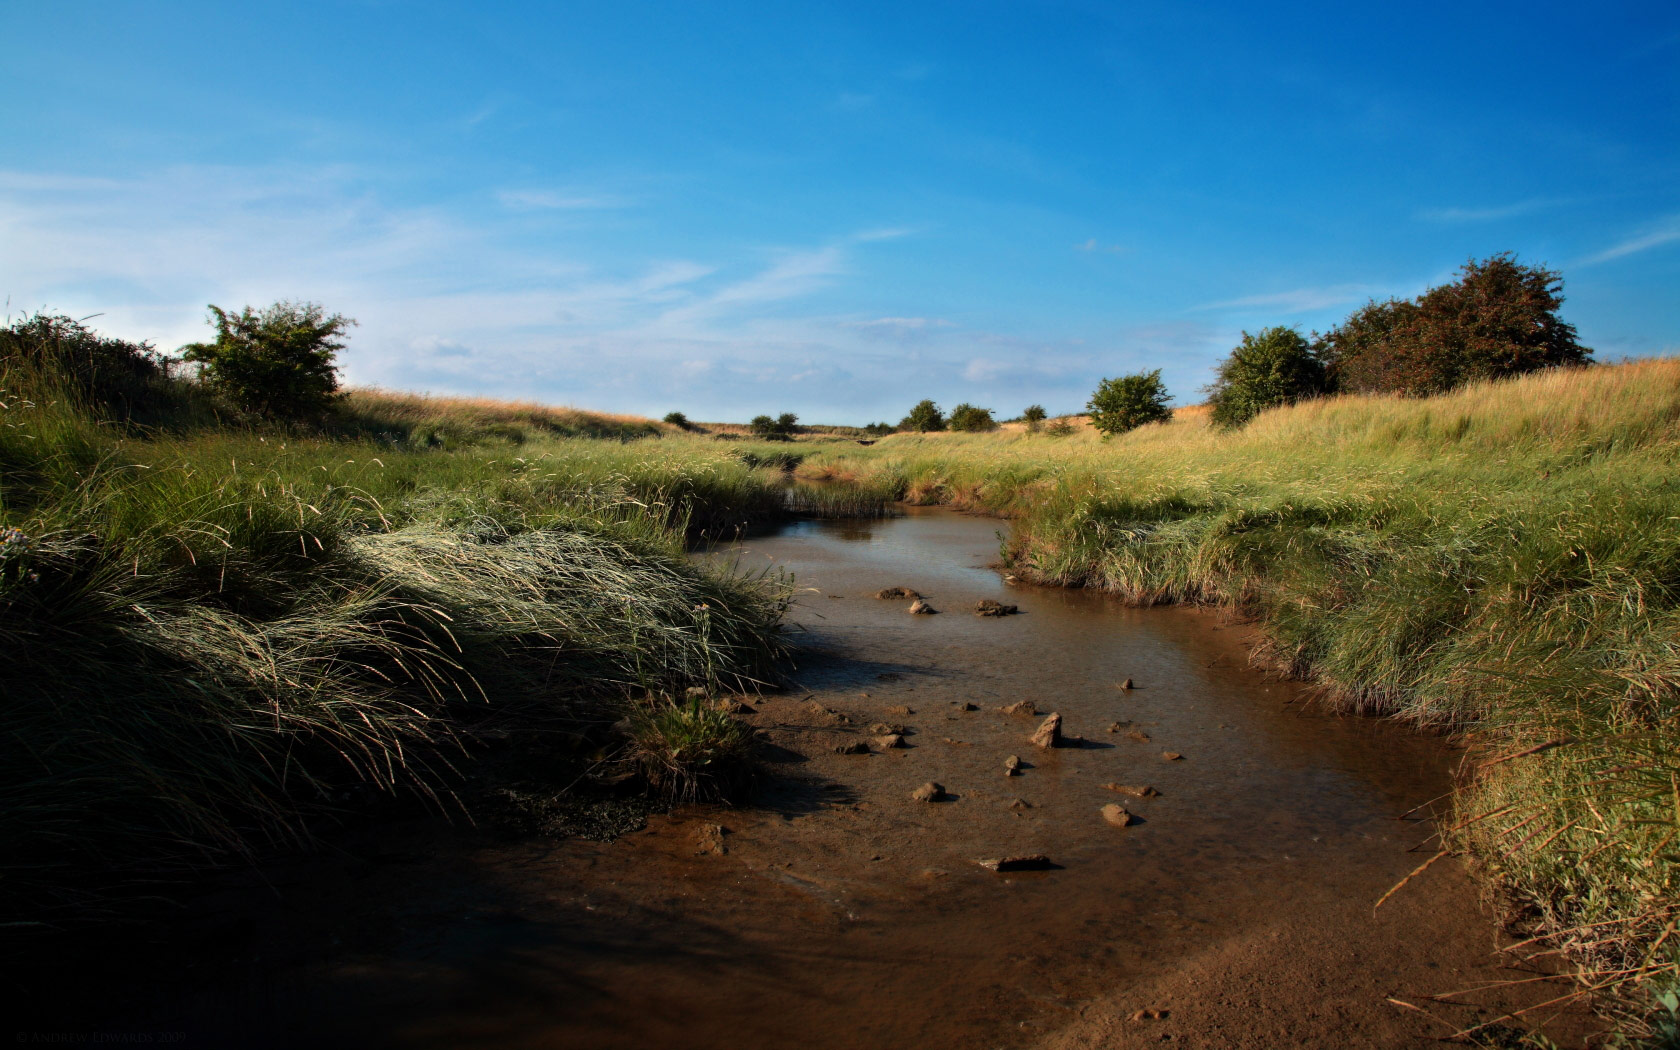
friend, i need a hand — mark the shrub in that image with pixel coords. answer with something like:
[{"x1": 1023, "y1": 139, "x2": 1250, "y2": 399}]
[
  {"x1": 900, "y1": 399, "x2": 946, "y2": 432},
  {"x1": 862, "y1": 421, "x2": 897, "y2": 437},
  {"x1": 180, "y1": 301, "x2": 354, "y2": 419},
  {"x1": 948, "y1": 403, "x2": 998, "y2": 432},
  {"x1": 1022, "y1": 405, "x2": 1047, "y2": 433},
  {"x1": 1319, "y1": 253, "x2": 1591, "y2": 396},
  {"x1": 1087, "y1": 369, "x2": 1172, "y2": 436},
  {"x1": 663, "y1": 411, "x2": 690, "y2": 429},
  {"x1": 1206, "y1": 326, "x2": 1327, "y2": 429},
  {"x1": 1044, "y1": 416, "x2": 1075, "y2": 437}
]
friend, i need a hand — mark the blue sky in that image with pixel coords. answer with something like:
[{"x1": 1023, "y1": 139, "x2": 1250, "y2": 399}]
[{"x1": 2, "y1": 1, "x2": 1676, "y2": 423}]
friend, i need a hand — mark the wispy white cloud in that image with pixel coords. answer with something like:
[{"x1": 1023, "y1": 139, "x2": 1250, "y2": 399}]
[
  {"x1": 1582, "y1": 215, "x2": 1680, "y2": 265},
  {"x1": 843, "y1": 316, "x2": 954, "y2": 331},
  {"x1": 496, "y1": 188, "x2": 628, "y2": 210},
  {"x1": 1415, "y1": 198, "x2": 1558, "y2": 223},
  {"x1": 1194, "y1": 284, "x2": 1374, "y2": 314},
  {"x1": 1075, "y1": 237, "x2": 1125, "y2": 254}
]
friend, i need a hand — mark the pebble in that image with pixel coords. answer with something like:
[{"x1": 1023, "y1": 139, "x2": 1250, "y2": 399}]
[
  {"x1": 1161, "y1": 751, "x2": 1184, "y2": 761},
  {"x1": 976, "y1": 854, "x2": 1054, "y2": 872},
  {"x1": 1101, "y1": 803, "x2": 1137, "y2": 827},
  {"x1": 911, "y1": 782, "x2": 946, "y2": 802}
]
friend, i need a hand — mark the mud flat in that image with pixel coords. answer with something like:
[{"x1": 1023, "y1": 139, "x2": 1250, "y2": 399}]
[{"x1": 22, "y1": 508, "x2": 1588, "y2": 1049}]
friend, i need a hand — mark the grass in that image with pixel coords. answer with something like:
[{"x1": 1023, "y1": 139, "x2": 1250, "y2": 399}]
[
  {"x1": 794, "y1": 358, "x2": 1680, "y2": 1039},
  {"x1": 0, "y1": 318, "x2": 808, "y2": 932},
  {"x1": 624, "y1": 693, "x2": 760, "y2": 803}
]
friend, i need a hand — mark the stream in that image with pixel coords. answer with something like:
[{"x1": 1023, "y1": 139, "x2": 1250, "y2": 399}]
[{"x1": 58, "y1": 507, "x2": 1583, "y2": 1048}]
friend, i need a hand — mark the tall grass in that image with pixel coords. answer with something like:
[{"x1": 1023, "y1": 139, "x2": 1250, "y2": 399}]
[
  {"x1": 798, "y1": 359, "x2": 1680, "y2": 1037},
  {"x1": 0, "y1": 326, "x2": 799, "y2": 931}
]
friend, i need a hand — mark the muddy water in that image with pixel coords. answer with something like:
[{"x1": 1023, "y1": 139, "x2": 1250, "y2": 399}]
[{"x1": 155, "y1": 508, "x2": 1572, "y2": 1048}]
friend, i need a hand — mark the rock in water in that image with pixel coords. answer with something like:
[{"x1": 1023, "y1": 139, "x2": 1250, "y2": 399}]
[
  {"x1": 1126, "y1": 729, "x2": 1151, "y2": 743},
  {"x1": 1003, "y1": 754, "x2": 1023, "y2": 776},
  {"x1": 960, "y1": 701, "x2": 979, "y2": 711},
  {"x1": 1104, "y1": 783, "x2": 1161, "y2": 798},
  {"x1": 976, "y1": 854, "x2": 1055, "y2": 872},
  {"x1": 695, "y1": 823, "x2": 728, "y2": 854},
  {"x1": 1120, "y1": 677, "x2": 1135, "y2": 690},
  {"x1": 1101, "y1": 803, "x2": 1136, "y2": 827},
  {"x1": 1161, "y1": 751, "x2": 1184, "y2": 761},
  {"x1": 874, "y1": 734, "x2": 906, "y2": 749},
  {"x1": 911, "y1": 782, "x2": 946, "y2": 802},
  {"x1": 833, "y1": 740, "x2": 870, "y2": 755},
  {"x1": 908, "y1": 599, "x2": 938, "y2": 615},
  {"x1": 974, "y1": 599, "x2": 1018, "y2": 616},
  {"x1": 1030, "y1": 713, "x2": 1063, "y2": 749},
  {"x1": 1000, "y1": 700, "x2": 1038, "y2": 717},
  {"x1": 875, "y1": 586, "x2": 921, "y2": 600}
]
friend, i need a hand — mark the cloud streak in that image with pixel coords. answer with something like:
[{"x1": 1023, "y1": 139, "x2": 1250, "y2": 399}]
[{"x1": 1583, "y1": 215, "x2": 1680, "y2": 265}]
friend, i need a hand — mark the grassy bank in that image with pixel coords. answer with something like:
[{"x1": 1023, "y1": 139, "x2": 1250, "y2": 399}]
[
  {"x1": 0, "y1": 320, "x2": 812, "y2": 932},
  {"x1": 797, "y1": 359, "x2": 1680, "y2": 1038}
]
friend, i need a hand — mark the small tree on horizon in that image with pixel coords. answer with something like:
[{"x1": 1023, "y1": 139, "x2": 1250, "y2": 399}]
[
  {"x1": 663, "y1": 411, "x2": 691, "y2": 429},
  {"x1": 1022, "y1": 404, "x2": 1047, "y2": 433},
  {"x1": 948, "y1": 403, "x2": 997, "y2": 432},
  {"x1": 1087, "y1": 369, "x2": 1172, "y2": 436},
  {"x1": 749, "y1": 413, "x2": 798, "y2": 440},
  {"x1": 180, "y1": 301, "x2": 354, "y2": 419},
  {"x1": 900, "y1": 399, "x2": 946, "y2": 432}
]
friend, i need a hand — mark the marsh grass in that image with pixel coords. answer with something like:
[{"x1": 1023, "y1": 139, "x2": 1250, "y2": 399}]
[
  {"x1": 796, "y1": 358, "x2": 1680, "y2": 1036},
  {"x1": 623, "y1": 695, "x2": 759, "y2": 804}
]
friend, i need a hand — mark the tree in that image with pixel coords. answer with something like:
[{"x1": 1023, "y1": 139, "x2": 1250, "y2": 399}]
[
  {"x1": 749, "y1": 413, "x2": 797, "y2": 440},
  {"x1": 1205, "y1": 326, "x2": 1326, "y2": 429},
  {"x1": 948, "y1": 403, "x2": 997, "y2": 432},
  {"x1": 1087, "y1": 369, "x2": 1172, "y2": 436},
  {"x1": 862, "y1": 421, "x2": 897, "y2": 437},
  {"x1": 1022, "y1": 404, "x2": 1047, "y2": 433},
  {"x1": 1318, "y1": 254, "x2": 1591, "y2": 396},
  {"x1": 900, "y1": 399, "x2": 946, "y2": 433},
  {"x1": 663, "y1": 411, "x2": 691, "y2": 429},
  {"x1": 180, "y1": 301, "x2": 354, "y2": 419}
]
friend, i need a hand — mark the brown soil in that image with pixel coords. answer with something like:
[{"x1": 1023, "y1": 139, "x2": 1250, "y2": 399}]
[{"x1": 13, "y1": 508, "x2": 1596, "y2": 1049}]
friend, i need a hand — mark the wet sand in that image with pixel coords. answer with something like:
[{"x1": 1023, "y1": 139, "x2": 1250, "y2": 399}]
[{"x1": 22, "y1": 508, "x2": 1588, "y2": 1048}]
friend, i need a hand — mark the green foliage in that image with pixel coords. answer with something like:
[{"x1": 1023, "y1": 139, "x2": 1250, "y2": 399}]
[
  {"x1": 663, "y1": 411, "x2": 690, "y2": 429},
  {"x1": 862, "y1": 421, "x2": 897, "y2": 437},
  {"x1": 900, "y1": 399, "x2": 946, "y2": 432},
  {"x1": 1319, "y1": 253, "x2": 1592, "y2": 395},
  {"x1": 1087, "y1": 369, "x2": 1172, "y2": 435},
  {"x1": 1022, "y1": 404, "x2": 1047, "y2": 433},
  {"x1": 1206, "y1": 326, "x2": 1327, "y2": 429},
  {"x1": 180, "y1": 301, "x2": 354, "y2": 419},
  {"x1": 1044, "y1": 416, "x2": 1075, "y2": 437},
  {"x1": 947, "y1": 402, "x2": 998, "y2": 432},
  {"x1": 749, "y1": 413, "x2": 797, "y2": 440},
  {"x1": 624, "y1": 695, "x2": 758, "y2": 803}
]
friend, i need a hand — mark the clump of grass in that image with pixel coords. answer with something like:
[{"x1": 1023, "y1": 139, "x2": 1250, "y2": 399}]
[{"x1": 623, "y1": 695, "x2": 758, "y2": 804}]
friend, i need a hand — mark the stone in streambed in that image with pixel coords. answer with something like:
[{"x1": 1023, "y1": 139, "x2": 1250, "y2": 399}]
[
  {"x1": 833, "y1": 740, "x2": 870, "y2": 755},
  {"x1": 875, "y1": 586, "x2": 921, "y2": 600},
  {"x1": 1126, "y1": 729, "x2": 1151, "y2": 743},
  {"x1": 911, "y1": 782, "x2": 947, "y2": 803},
  {"x1": 1101, "y1": 803, "x2": 1137, "y2": 827},
  {"x1": 874, "y1": 734, "x2": 907, "y2": 749},
  {"x1": 976, "y1": 854, "x2": 1055, "y2": 872},
  {"x1": 908, "y1": 599, "x2": 938, "y2": 615},
  {"x1": 1000, "y1": 700, "x2": 1038, "y2": 717},
  {"x1": 695, "y1": 823, "x2": 727, "y2": 855},
  {"x1": 974, "y1": 599, "x2": 1018, "y2": 616},
  {"x1": 1104, "y1": 783, "x2": 1161, "y2": 798},
  {"x1": 1003, "y1": 754, "x2": 1023, "y2": 776},
  {"x1": 1030, "y1": 713, "x2": 1063, "y2": 749},
  {"x1": 1120, "y1": 678, "x2": 1135, "y2": 690},
  {"x1": 1161, "y1": 751, "x2": 1184, "y2": 761}
]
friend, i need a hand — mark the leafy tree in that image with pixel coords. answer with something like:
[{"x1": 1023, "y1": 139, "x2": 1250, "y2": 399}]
[
  {"x1": 180, "y1": 301, "x2": 354, "y2": 419},
  {"x1": 1022, "y1": 404, "x2": 1047, "y2": 433},
  {"x1": 663, "y1": 411, "x2": 690, "y2": 429},
  {"x1": 900, "y1": 399, "x2": 946, "y2": 433},
  {"x1": 948, "y1": 403, "x2": 997, "y2": 432},
  {"x1": 749, "y1": 413, "x2": 797, "y2": 440},
  {"x1": 1318, "y1": 253, "x2": 1591, "y2": 396},
  {"x1": 1205, "y1": 326, "x2": 1326, "y2": 429},
  {"x1": 862, "y1": 421, "x2": 897, "y2": 437},
  {"x1": 1087, "y1": 369, "x2": 1172, "y2": 436}
]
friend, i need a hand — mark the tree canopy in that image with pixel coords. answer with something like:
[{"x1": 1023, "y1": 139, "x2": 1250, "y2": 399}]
[
  {"x1": 1206, "y1": 326, "x2": 1326, "y2": 429},
  {"x1": 900, "y1": 399, "x2": 946, "y2": 432},
  {"x1": 1087, "y1": 370, "x2": 1172, "y2": 436},
  {"x1": 180, "y1": 301, "x2": 353, "y2": 419}
]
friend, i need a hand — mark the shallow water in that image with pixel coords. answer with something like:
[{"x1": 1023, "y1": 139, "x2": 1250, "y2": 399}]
[{"x1": 116, "y1": 508, "x2": 1569, "y2": 1048}]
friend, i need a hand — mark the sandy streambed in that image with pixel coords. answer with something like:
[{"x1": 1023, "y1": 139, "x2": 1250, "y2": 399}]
[{"x1": 24, "y1": 507, "x2": 1589, "y2": 1048}]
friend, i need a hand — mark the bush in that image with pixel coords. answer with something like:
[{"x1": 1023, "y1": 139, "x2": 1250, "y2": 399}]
[
  {"x1": 1022, "y1": 405, "x2": 1047, "y2": 433},
  {"x1": 180, "y1": 301, "x2": 354, "y2": 419},
  {"x1": 862, "y1": 421, "x2": 897, "y2": 437},
  {"x1": 948, "y1": 403, "x2": 997, "y2": 432},
  {"x1": 624, "y1": 695, "x2": 758, "y2": 803},
  {"x1": 663, "y1": 411, "x2": 690, "y2": 429},
  {"x1": 900, "y1": 399, "x2": 946, "y2": 432},
  {"x1": 1319, "y1": 253, "x2": 1591, "y2": 396},
  {"x1": 1087, "y1": 369, "x2": 1172, "y2": 436},
  {"x1": 1206, "y1": 326, "x2": 1327, "y2": 429},
  {"x1": 748, "y1": 413, "x2": 797, "y2": 440},
  {"x1": 1044, "y1": 416, "x2": 1075, "y2": 437}
]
